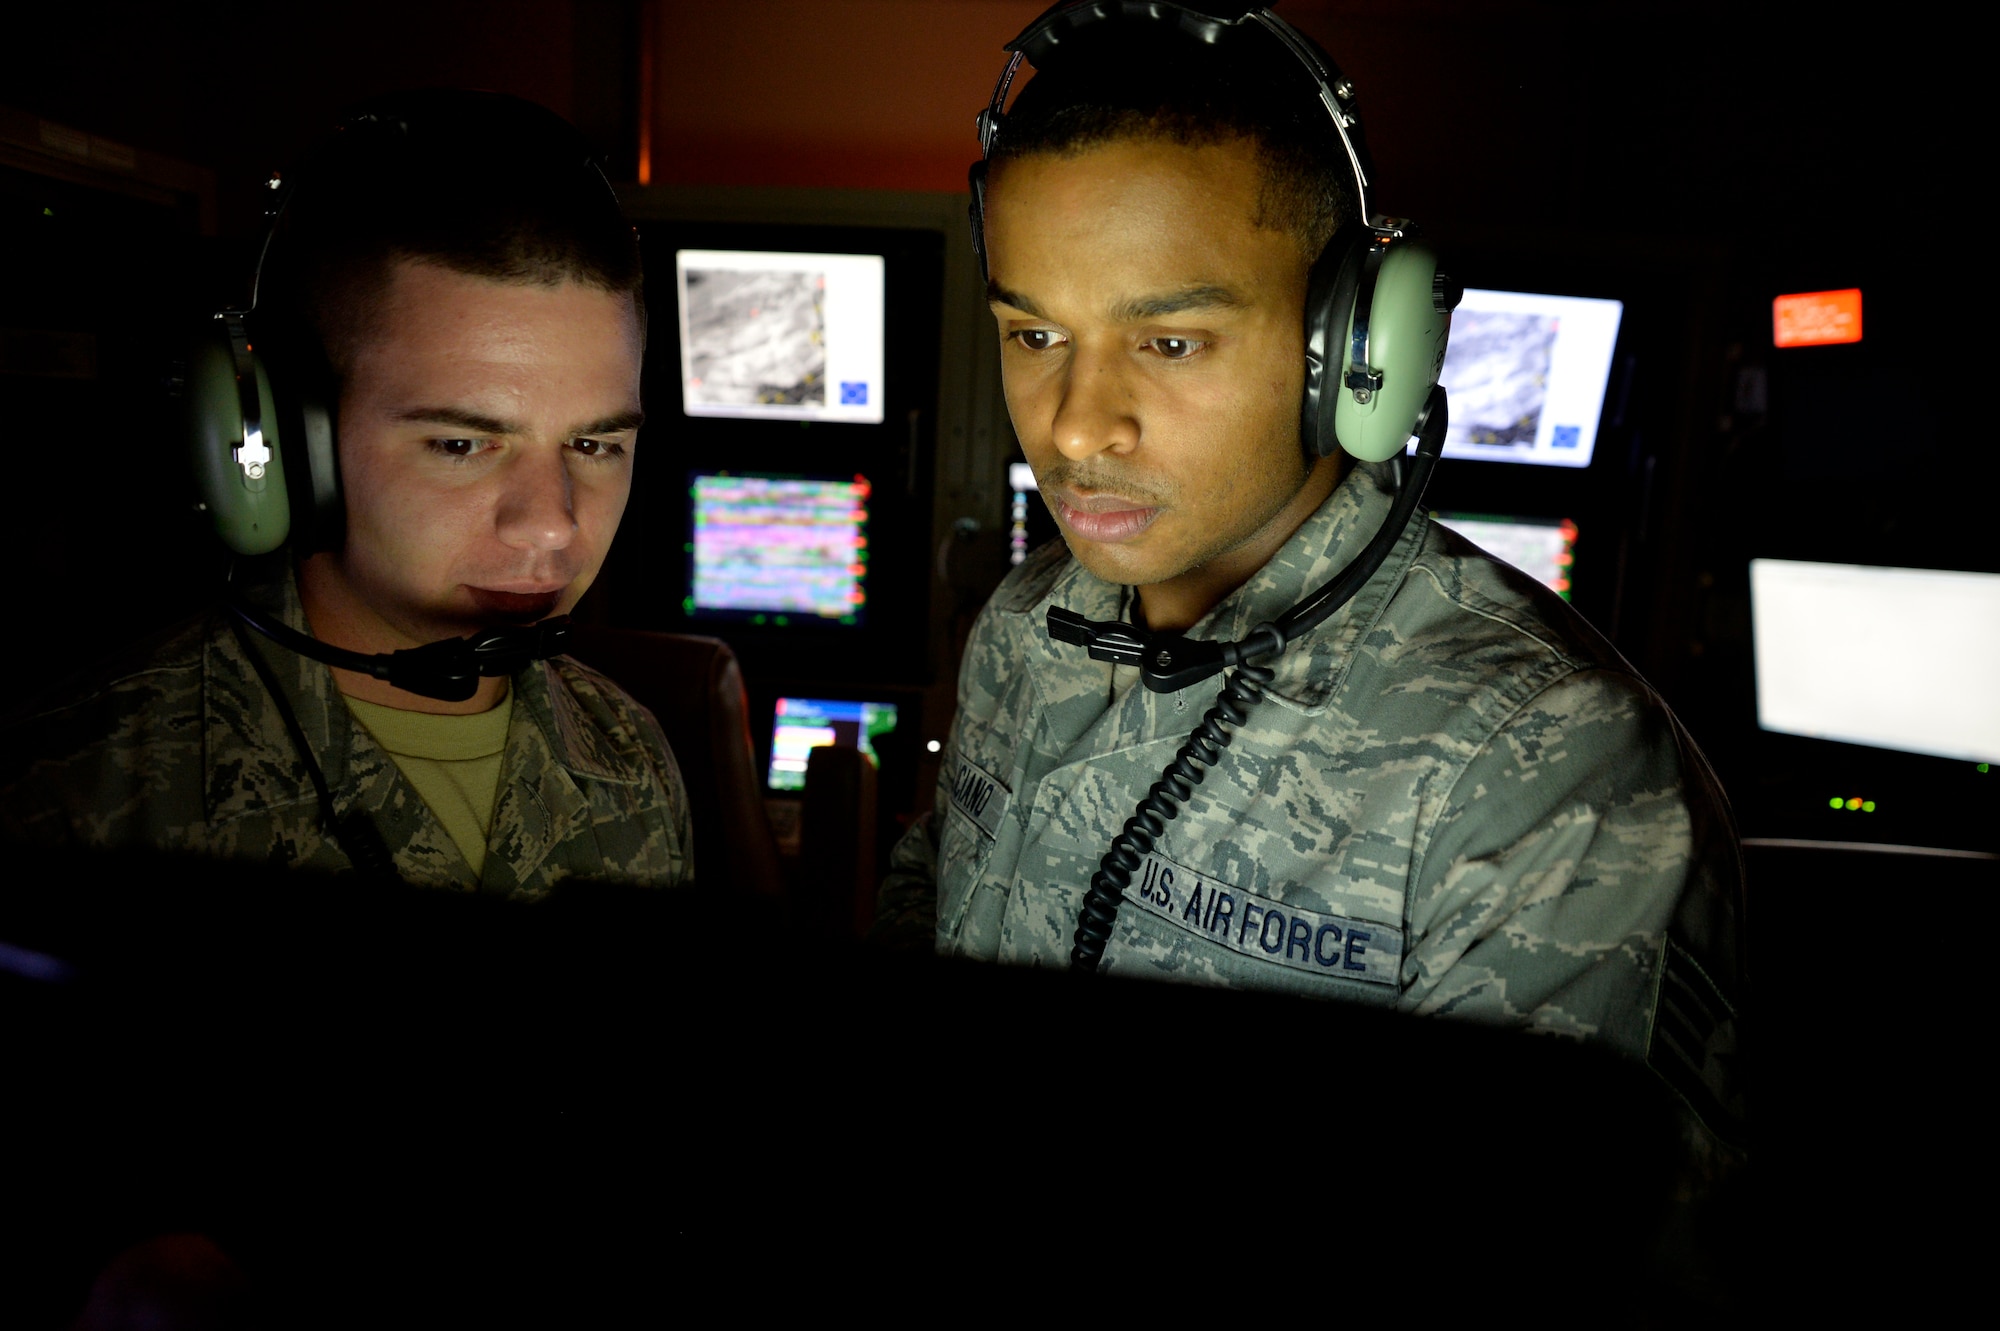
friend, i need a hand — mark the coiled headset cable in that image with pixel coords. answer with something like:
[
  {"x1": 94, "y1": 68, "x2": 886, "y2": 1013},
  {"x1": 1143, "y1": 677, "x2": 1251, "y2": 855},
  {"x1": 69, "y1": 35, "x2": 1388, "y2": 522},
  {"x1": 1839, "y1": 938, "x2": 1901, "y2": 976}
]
[{"x1": 1052, "y1": 386, "x2": 1448, "y2": 973}]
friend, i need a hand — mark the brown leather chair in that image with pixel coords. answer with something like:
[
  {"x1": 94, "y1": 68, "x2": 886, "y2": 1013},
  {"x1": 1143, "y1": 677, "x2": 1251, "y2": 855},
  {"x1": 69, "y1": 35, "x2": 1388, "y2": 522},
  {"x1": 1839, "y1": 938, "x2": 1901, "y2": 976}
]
[{"x1": 565, "y1": 625, "x2": 784, "y2": 898}]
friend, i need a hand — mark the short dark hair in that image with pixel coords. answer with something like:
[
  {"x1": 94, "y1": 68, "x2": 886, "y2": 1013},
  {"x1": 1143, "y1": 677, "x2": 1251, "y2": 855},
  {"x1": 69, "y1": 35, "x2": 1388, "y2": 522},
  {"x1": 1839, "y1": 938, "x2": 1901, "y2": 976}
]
[
  {"x1": 266, "y1": 92, "x2": 644, "y2": 380},
  {"x1": 988, "y1": 24, "x2": 1353, "y2": 259}
]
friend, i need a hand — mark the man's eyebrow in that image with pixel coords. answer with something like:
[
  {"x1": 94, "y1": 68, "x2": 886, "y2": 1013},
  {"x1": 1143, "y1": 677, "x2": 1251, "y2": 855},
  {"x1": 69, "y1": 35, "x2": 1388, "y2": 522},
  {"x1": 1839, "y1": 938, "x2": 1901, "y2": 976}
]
[
  {"x1": 573, "y1": 409, "x2": 646, "y2": 436},
  {"x1": 1113, "y1": 285, "x2": 1246, "y2": 321},
  {"x1": 986, "y1": 281, "x2": 1046, "y2": 317},
  {"x1": 392, "y1": 406, "x2": 519, "y2": 435},
  {"x1": 986, "y1": 281, "x2": 1248, "y2": 322},
  {"x1": 391, "y1": 406, "x2": 646, "y2": 436}
]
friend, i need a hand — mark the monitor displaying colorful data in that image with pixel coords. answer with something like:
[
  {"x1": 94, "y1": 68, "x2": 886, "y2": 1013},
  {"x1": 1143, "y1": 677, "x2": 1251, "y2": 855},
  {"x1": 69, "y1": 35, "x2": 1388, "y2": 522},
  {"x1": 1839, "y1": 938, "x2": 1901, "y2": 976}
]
[
  {"x1": 688, "y1": 473, "x2": 870, "y2": 624},
  {"x1": 1434, "y1": 289, "x2": 1624, "y2": 468},
  {"x1": 1750, "y1": 559, "x2": 2000, "y2": 763},
  {"x1": 675, "y1": 249, "x2": 885, "y2": 424},
  {"x1": 1431, "y1": 512, "x2": 1577, "y2": 600},
  {"x1": 766, "y1": 697, "x2": 901, "y2": 791}
]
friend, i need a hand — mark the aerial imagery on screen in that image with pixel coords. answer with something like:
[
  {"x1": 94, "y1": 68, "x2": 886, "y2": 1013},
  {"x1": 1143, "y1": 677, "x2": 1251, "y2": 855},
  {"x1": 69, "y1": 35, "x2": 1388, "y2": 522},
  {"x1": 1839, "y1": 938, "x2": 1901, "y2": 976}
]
[
  {"x1": 675, "y1": 249, "x2": 885, "y2": 424},
  {"x1": 1433, "y1": 289, "x2": 1624, "y2": 468}
]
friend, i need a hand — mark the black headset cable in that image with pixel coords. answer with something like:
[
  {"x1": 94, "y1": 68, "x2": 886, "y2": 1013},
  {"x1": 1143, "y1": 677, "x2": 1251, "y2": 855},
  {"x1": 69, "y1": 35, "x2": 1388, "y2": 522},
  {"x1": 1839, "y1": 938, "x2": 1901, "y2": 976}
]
[
  {"x1": 1067, "y1": 387, "x2": 1448, "y2": 973},
  {"x1": 226, "y1": 611, "x2": 397, "y2": 879}
]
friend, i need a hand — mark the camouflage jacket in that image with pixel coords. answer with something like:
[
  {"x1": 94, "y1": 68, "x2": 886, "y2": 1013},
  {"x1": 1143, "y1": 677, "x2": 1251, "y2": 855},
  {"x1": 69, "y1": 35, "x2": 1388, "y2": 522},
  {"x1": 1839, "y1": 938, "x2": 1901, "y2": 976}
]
[
  {"x1": 881, "y1": 461, "x2": 1742, "y2": 1139},
  {"x1": 0, "y1": 573, "x2": 693, "y2": 895}
]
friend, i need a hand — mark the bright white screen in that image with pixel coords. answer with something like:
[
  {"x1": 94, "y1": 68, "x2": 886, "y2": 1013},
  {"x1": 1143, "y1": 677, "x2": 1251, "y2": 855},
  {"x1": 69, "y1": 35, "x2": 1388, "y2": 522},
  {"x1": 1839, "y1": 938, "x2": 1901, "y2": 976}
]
[
  {"x1": 1750, "y1": 559, "x2": 2000, "y2": 763},
  {"x1": 1434, "y1": 289, "x2": 1623, "y2": 469},
  {"x1": 676, "y1": 250, "x2": 885, "y2": 424}
]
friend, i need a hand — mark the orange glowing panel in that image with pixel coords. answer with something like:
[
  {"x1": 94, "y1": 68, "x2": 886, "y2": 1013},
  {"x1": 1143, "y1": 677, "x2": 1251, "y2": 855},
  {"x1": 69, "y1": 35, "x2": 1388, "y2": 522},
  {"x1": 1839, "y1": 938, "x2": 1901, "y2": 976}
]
[{"x1": 1773, "y1": 288, "x2": 1863, "y2": 348}]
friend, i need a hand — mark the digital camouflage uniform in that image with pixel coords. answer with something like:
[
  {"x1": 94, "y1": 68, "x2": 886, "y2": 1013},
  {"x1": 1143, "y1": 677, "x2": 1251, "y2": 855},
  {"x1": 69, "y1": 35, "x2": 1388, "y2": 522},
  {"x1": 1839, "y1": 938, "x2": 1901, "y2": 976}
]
[
  {"x1": 881, "y1": 461, "x2": 1743, "y2": 1144},
  {"x1": 0, "y1": 572, "x2": 693, "y2": 895}
]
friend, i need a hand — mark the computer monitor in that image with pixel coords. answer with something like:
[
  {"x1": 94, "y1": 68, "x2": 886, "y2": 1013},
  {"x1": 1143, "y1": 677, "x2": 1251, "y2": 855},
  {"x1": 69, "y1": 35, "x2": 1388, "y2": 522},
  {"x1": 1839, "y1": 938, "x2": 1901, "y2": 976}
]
[
  {"x1": 607, "y1": 206, "x2": 955, "y2": 685},
  {"x1": 1432, "y1": 512, "x2": 1577, "y2": 600},
  {"x1": 675, "y1": 249, "x2": 886, "y2": 425},
  {"x1": 1749, "y1": 559, "x2": 2000, "y2": 763},
  {"x1": 687, "y1": 471, "x2": 871, "y2": 625},
  {"x1": 1435, "y1": 289, "x2": 1624, "y2": 469},
  {"x1": 766, "y1": 696, "x2": 901, "y2": 791}
]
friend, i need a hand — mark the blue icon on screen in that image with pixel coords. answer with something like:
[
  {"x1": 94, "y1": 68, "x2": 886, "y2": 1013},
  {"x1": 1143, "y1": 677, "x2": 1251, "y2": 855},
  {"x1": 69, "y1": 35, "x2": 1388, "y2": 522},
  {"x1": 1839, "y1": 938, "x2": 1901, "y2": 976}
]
[
  {"x1": 840, "y1": 381, "x2": 868, "y2": 406},
  {"x1": 1551, "y1": 425, "x2": 1580, "y2": 449}
]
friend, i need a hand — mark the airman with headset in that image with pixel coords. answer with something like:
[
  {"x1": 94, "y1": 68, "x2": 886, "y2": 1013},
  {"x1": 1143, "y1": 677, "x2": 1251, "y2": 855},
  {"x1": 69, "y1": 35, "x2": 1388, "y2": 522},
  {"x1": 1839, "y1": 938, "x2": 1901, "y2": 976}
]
[
  {"x1": 0, "y1": 91, "x2": 692, "y2": 894},
  {"x1": 876, "y1": 0, "x2": 1744, "y2": 1170}
]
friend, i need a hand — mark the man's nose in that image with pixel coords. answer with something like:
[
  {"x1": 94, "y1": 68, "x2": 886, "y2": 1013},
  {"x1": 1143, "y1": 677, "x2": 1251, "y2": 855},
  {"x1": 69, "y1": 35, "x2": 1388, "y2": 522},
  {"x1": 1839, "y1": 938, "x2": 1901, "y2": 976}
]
[
  {"x1": 1049, "y1": 345, "x2": 1140, "y2": 462},
  {"x1": 496, "y1": 445, "x2": 577, "y2": 551}
]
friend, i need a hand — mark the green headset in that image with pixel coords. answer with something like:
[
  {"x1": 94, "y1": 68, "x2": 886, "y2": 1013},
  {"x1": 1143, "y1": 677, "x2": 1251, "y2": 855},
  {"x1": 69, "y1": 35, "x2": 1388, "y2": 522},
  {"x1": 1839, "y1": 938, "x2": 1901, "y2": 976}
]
[
  {"x1": 185, "y1": 90, "x2": 618, "y2": 559},
  {"x1": 966, "y1": 0, "x2": 1460, "y2": 465}
]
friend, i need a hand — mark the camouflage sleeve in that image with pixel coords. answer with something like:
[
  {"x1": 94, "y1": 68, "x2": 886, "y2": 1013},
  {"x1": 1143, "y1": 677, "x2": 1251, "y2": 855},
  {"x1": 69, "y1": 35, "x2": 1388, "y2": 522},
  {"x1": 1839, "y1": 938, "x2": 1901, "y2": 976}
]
[
  {"x1": 629, "y1": 699, "x2": 696, "y2": 889},
  {"x1": 871, "y1": 809, "x2": 939, "y2": 951},
  {"x1": 1398, "y1": 667, "x2": 1699, "y2": 1063}
]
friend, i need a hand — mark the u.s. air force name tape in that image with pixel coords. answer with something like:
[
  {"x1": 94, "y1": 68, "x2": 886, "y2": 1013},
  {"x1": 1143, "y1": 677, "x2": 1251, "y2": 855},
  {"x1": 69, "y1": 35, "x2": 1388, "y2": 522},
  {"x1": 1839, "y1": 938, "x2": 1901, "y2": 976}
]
[
  {"x1": 1123, "y1": 851, "x2": 1403, "y2": 987},
  {"x1": 947, "y1": 754, "x2": 1009, "y2": 840}
]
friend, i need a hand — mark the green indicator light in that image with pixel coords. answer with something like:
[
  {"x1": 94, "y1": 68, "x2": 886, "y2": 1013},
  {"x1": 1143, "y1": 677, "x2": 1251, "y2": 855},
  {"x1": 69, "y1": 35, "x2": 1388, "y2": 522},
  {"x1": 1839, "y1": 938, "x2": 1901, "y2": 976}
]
[
  {"x1": 1863, "y1": 801, "x2": 1876, "y2": 812},
  {"x1": 43, "y1": 206, "x2": 55, "y2": 217},
  {"x1": 775, "y1": 615, "x2": 790, "y2": 626},
  {"x1": 751, "y1": 614, "x2": 767, "y2": 625},
  {"x1": 1829, "y1": 796, "x2": 1843, "y2": 809},
  {"x1": 1846, "y1": 797, "x2": 1863, "y2": 810},
  {"x1": 1980, "y1": 763, "x2": 1991, "y2": 774},
  {"x1": 681, "y1": 595, "x2": 694, "y2": 615}
]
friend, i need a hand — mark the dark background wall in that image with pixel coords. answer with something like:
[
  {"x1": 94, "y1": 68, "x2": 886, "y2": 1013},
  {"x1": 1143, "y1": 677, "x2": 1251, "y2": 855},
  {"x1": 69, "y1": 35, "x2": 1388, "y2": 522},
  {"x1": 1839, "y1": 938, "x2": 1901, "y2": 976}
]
[{"x1": 1, "y1": 0, "x2": 1981, "y2": 777}]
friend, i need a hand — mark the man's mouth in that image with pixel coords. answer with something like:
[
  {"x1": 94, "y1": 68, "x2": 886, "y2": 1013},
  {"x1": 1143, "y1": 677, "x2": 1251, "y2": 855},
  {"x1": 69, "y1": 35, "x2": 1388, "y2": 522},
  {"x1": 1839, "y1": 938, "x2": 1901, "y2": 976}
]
[
  {"x1": 1047, "y1": 488, "x2": 1162, "y2": 544},
  {"x1": 466, "y1": 587, "x2": 565, "y2": 622}
]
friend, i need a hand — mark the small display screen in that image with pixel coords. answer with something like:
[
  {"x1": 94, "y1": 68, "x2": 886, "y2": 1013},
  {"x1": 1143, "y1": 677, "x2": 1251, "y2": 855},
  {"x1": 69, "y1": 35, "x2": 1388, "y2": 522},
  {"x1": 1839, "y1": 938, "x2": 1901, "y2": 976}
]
[
  {"x1": 1434, "y1": 289, "x2": 1624, "y2": 469},
  {"x1": 688, "y1": 473, "x2": 870, "y2": 624},
  {"x1": 1773, "y1": 288, "x2": 1863, "y2": 348},
  {"x1": 767, "y1": 697, "x2": 900, "y2": 791},
  {"x1": 1750, "y1": 559, "x2": 2000, "y2": 763},
  {"x1": 1432, "y1": 512, "x2": 1577, "y2": 600},
  {"x1": 675, "y1": 249, "x2": 885, "y2": 424}
]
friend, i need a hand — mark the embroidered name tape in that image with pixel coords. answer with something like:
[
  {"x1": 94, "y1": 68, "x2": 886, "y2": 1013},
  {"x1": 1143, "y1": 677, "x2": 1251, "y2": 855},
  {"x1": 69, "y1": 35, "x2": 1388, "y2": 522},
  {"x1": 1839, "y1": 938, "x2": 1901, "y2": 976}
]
[
  {"x1": 947, "y1": 754, "x2": 1010, "y2": 840},
  {"x1": 1123, "y1": 851, "x2": 1403, "y2": 987}
]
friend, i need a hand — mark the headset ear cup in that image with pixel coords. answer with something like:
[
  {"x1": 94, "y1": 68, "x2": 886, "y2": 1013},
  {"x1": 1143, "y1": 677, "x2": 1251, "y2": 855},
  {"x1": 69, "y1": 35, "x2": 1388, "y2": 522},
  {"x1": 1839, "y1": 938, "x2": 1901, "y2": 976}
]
[
  {"x1": 264, "y1": 326, "x2": 342, "y2": 555},
  {"x1": 1300, "y1": 237, "x2": 1362, "y2": 459},
  {"x1": 1333, "y1": 240, "x2": 1451, "y2": 462},
  {"x1": 185, "y1": 322, "x2": 291, "y2": 555}
]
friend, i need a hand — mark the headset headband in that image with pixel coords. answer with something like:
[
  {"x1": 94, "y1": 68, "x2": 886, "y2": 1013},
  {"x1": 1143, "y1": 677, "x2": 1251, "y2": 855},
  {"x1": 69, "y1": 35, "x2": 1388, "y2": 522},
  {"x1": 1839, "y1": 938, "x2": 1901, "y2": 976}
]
[{"x1": 974, "y1": 1, "x2": 1376, "y2": 229}]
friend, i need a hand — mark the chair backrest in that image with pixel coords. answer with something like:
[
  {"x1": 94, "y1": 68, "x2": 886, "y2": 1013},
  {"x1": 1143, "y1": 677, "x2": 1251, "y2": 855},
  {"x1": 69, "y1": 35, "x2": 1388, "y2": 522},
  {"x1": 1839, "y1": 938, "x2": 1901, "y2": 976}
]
[{"x1": 565, "y1": 625, "x2": 784, "y2": 899}]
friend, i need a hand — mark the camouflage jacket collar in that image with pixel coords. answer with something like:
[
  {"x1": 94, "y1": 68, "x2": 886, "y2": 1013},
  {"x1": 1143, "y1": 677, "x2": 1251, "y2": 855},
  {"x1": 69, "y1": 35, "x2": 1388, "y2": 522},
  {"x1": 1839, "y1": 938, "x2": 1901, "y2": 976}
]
[
  {"x1": 1021, "y1": 461, "x2": 1428, "y2": 712},
  {"x1": 198, "y1": 571, "x2": 642, "y2": 888}
]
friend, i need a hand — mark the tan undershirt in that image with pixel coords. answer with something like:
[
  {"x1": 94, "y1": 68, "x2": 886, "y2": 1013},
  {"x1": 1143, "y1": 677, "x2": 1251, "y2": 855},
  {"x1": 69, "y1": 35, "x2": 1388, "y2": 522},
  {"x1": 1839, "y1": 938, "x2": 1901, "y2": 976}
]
[{"x1": 345, "y1": 688, "x2": 514, "y2": 877}]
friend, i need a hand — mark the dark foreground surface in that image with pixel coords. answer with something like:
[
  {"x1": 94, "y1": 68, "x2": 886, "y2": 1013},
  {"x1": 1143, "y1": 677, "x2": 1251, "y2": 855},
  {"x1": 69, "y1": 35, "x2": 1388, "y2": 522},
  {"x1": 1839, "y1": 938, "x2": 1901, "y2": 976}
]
[{"x1": 0, "y1": 846, "x2": 1901, "y2": 1325}]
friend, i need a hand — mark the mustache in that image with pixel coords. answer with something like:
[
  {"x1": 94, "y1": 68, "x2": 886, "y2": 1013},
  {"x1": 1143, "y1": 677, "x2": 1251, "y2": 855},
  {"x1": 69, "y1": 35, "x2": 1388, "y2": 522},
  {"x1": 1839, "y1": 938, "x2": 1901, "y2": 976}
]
[{"x1": 1035, "y1": 460, "x2": 1177, "y2": 508}]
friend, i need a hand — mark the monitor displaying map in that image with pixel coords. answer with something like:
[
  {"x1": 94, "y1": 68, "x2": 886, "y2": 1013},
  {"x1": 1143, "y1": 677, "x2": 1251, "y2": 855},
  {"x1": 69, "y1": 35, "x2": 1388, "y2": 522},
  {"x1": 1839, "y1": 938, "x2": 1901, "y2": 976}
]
[
  {"x1": 687, "y1": 472, "x2": 871, "y2": 624},
  {"x1": 1750, "y1": 559, "x2": 2000, "y2": 763},
  {"x1": 1433, "y1": 289, "x2": 1624, "y2": 469},
  {"x1": 675, "y1": 249, "x2": 885, "y2": 424}
]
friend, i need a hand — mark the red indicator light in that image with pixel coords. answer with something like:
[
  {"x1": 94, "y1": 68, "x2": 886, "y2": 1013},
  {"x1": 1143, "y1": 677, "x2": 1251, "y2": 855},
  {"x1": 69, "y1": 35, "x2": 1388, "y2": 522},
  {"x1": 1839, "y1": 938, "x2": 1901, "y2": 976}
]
[{"x1": 1773, "y1": 289, "x2": 1862, "y2": 348}]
